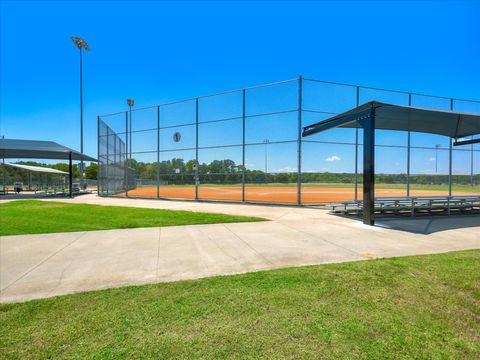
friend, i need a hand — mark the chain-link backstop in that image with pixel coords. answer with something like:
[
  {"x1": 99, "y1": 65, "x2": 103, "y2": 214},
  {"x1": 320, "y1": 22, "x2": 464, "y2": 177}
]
[{"x1": 98, "y1": 77, "x2": 480, "y2": 204}]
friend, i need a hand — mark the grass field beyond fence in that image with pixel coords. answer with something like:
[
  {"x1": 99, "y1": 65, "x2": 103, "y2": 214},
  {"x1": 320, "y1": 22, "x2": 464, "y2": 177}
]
[
  {"x1": 1, "y1": 250, "x2": 479, "y2": 359},
  {"x1": 0, "y1": 200, "x2": 265, "y2": 236}
]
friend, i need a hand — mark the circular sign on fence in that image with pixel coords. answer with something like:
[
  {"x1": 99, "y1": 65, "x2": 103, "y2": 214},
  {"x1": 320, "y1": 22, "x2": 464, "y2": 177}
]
[{"x1": 173, "y1": 132, "x2": 181, "y2": 142}]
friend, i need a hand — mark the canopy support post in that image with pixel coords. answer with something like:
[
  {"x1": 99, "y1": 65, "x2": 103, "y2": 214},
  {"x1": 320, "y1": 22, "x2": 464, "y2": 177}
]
[
  {"x1": 362, "y1": 106, "x2": 376, "y2": 226},
  {"x1": 69, "y1": 151, "x2": 73, "y2": 198}
]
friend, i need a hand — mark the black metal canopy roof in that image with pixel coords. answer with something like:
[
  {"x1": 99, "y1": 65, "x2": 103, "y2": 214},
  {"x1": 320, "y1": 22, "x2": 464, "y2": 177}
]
[
  {"x1": 0, "y1": 139, "x2": 97, "y2": 162},
  {"x1": 303, "y1": 101, "x2": 480, "y2": 140}
]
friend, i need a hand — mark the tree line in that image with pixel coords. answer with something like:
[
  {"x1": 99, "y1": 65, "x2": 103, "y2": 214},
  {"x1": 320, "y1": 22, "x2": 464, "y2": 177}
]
[
  {"x1": 124, "y1": 158, "x2": 479, "y2": 185},
  {"x1": 1, "y1": 159, "x2": 478, "y2": 185}
]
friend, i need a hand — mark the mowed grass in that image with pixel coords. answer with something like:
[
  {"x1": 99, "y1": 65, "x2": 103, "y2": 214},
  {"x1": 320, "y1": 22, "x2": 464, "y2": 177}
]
[
  {"x1": 0, "y1": 200, "x2": 266, "y2": 236},
  {"x1": 1, "y1": 250, "x2": 479, "y2": 359}
]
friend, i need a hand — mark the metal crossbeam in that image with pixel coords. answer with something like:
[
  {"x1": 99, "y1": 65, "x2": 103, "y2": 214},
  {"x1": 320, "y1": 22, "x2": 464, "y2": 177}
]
[
  {"x1": 302, "y1": 109, "x2": 372, "y2": 137},
  {"x1": 453, "y1": 138, "x2": 480, "y2": 146}
]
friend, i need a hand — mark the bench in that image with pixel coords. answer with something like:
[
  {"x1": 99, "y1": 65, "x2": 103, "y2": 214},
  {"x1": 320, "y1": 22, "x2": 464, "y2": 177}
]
[{"x1": 328, "y1": 195, "x2": 480, "y2": 216}]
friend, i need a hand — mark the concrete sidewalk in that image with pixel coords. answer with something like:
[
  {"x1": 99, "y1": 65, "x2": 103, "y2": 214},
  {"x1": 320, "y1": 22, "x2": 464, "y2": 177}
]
[{"x1": 1, "y1": 195, "x2": 479, "y2": 303}]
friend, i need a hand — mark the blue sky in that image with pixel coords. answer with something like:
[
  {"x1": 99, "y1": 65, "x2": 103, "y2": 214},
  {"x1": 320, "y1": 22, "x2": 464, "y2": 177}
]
[{"x1": 1, "y1": 0, "x2": 479, "y2": 175}]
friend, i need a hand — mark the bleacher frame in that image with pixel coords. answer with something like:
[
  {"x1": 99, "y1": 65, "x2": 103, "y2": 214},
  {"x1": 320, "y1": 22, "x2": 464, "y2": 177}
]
[{"x1": 329, "y1": 195, "x2": 480, "y2": 217}]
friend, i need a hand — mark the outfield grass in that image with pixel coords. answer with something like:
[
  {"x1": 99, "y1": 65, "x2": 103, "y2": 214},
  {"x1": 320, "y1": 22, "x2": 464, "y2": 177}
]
[
  {"x1": 0, "y1": 200, "x2": 266, "y2": 236},
  {"x1": 1, "y1": 250, "x2": 479, "y2": 359}
]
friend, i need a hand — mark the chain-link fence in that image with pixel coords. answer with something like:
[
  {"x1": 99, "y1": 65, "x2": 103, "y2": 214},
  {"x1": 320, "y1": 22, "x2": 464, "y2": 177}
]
[{"x1": 98, "y1": 77, "x2": 480, "y2": 204}]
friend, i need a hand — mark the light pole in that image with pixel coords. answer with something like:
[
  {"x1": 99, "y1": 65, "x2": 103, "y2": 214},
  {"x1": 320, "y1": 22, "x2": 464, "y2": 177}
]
[
  {"x1": 71, "y1": 36, "x2": 90, "y2": 188},
  {"x1": 263, "y1": 139, "x2": 269, "y2": 177},
  {"x1": 127, "y1": 99, "x2": 134, "y2": 165},
  {"x1": 435, "y1": 144, "x2": 441, "y2": 173}
]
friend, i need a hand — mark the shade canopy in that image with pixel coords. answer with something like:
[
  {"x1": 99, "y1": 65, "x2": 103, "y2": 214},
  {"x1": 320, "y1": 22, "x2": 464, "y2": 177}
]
[
  {"x1": 303, "y1": 102, "x2": 480, "y2": 139},
  {"x1": 0, "y1": 139, "x2": 97, "y2": 162},
  {"x1": 302, "y1": 101, "x2": 480, "y2": 226},
  {"x1": 2, "y1": 162, "x2": 69, "y2": 175}
]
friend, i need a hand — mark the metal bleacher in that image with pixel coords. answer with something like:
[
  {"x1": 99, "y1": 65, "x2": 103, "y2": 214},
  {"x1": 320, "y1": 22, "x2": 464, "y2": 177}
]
[{"x1": 329, "y1": 195, "x2": 480, "y2": 217}]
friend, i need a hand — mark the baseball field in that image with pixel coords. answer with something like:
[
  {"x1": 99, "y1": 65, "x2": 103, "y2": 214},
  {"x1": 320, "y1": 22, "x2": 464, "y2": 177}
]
[{"x1": 122, "y1": 183, "x2": 480, "y2": 203}]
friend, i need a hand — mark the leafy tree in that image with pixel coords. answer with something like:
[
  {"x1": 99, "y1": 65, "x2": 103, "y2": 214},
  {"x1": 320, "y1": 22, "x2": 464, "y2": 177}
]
[{"x1": 85, "y1": 163, "x2": 98, "y2": 180}]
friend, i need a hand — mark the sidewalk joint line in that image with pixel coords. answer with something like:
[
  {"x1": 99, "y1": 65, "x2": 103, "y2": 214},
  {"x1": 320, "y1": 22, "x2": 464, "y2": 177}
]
[
  {"x1": 222, "y1": 224, "x2": 275, "y2": 267},
  {"x1": 1, "y1": 232, "x2": 88, "y2": 293}
]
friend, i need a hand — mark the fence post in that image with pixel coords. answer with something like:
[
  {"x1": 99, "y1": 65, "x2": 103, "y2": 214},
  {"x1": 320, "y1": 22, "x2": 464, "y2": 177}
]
[
  {"x1": 105, "y1": 127, "x2": 109, "y2": 195},
  {"x1": 242, "y1": 89, "x2": 246, "y2": 202},
  {"x1": 471, "y1": 136, "x2": 475, "y2": 187},
  {"x1": 97, "y1": 116, "x2": 101, "y2": 195},
  {"x1": 195, "y1": 98, "x2": 199, "y2": 200},
  {"x1": 407, "y1": 93, "x2": 412, "y2": 197},
  {"x1": 449, "y1": 98, "x2": 453, "y2": 197},
  {"x1": 157, "y1": 106, "x2": 160, "y2": 198},
  {"x1": 125, "y1": 111, "x2": 129, "y2": 197},
  {"x1": 354, "y1": 86, "x2": 360, "y2": 201},
  {"x1": 297, "y1": 76, "x2": 303, "y2": 205}
]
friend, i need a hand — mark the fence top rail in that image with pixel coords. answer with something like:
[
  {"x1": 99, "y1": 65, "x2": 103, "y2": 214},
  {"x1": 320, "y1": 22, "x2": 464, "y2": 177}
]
[
  {"x1": 303, "y1": 77, "x2": 480, "y2": 104},
  {"x1": 99, "y1": 76, "x2": 480, "y2": 119},
  {"x1": 99, "y1": 78, "x2": 299, "y2": 118}
]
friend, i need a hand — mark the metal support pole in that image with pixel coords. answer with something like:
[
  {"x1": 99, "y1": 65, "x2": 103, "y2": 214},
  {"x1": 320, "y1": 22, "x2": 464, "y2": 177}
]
[
  {"x1": 242, "y1": 89, "x2": 246, "y2": 202},
  {"x1": 129, "y1": 106, "x2": 132, "y2": 161},
  {"x1": 97, "y1": 116, "x2": 101, "y2": 195},
  {"x1": 362, "y1": 107, "x2": 376, "y2": 226},
  {"x1": 195, "y1": 98, "x2": 199, "y2": 200},
  {"x1": 1, "y1": 136, "x2": 5, "y2": 193},
  {"x1": 354, "y1": 86, "x2": 360, "y2": 201},
  {"x1": 69, "y1": 151, "x2": 73, "y2": 198},
  {"x1": 79, "y1": 47, "x2": 84, "y2": 189},
  {"x1": 449, "y1": 138, "x2": 453, "y2": 197},
  {"x1": 113, "y1": 128, "x2": 116, "y2": 194},
  {"x1": 449, "y1": 98, "x2": 453, "y2": 197},
  {"x1": 263, "y1": 140, "x2": 269, "y2": 178},
  {"x1": 297, "y1": 76, "x2": 303, "y2": 205},
  {"x1": 28, "y1": 171, "x2": 32, "y2": 191},
  {"x1": 407, "y1": 93, "x2": 412, "y2": 197},
  {"x1": 157, "y1": 106, "x2": 160, "y2": 198},
  {"x1": 471, "y1": 136, "x2": 474, "y2": 187},
  {"x1": 106, "y1": 127, "x2": 109, "y2": 194},
  {"x1": 125, "y1": 111, "x2": 129, "y2": 197}
]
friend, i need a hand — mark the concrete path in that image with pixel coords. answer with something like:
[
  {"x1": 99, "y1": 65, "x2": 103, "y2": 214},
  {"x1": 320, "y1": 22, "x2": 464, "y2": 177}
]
[{"x1": 1, "y1": 195, "x2": 479, "y2": 303}]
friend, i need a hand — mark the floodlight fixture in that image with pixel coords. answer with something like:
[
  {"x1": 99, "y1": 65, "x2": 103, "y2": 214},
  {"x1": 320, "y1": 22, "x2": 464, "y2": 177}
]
[{"x1": 71, "y1": 36, "x2": 90, "y2": 51}]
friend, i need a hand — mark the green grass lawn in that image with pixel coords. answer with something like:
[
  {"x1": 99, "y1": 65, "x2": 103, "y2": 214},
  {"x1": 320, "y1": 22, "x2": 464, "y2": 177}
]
[
  {"x1": 1, "y1": 250, "x2": 479, "y2": 359},
  {"x1": 0, "y1": 200, "x2": 266, "y2": 236}
]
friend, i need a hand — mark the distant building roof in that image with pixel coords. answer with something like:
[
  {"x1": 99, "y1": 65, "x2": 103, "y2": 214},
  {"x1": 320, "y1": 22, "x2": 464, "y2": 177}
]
[
  {"x1": 0, "y1": 139, "x2": 96, "y2": 162},
  {"x1": 2, "y1": 162, "x2": 69, "y2": 175}
]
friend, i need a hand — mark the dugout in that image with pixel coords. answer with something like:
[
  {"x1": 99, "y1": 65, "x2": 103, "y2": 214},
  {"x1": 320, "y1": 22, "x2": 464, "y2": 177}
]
[{"x1": 303, "y1": 101, "x2": 480, "y2": 225}]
